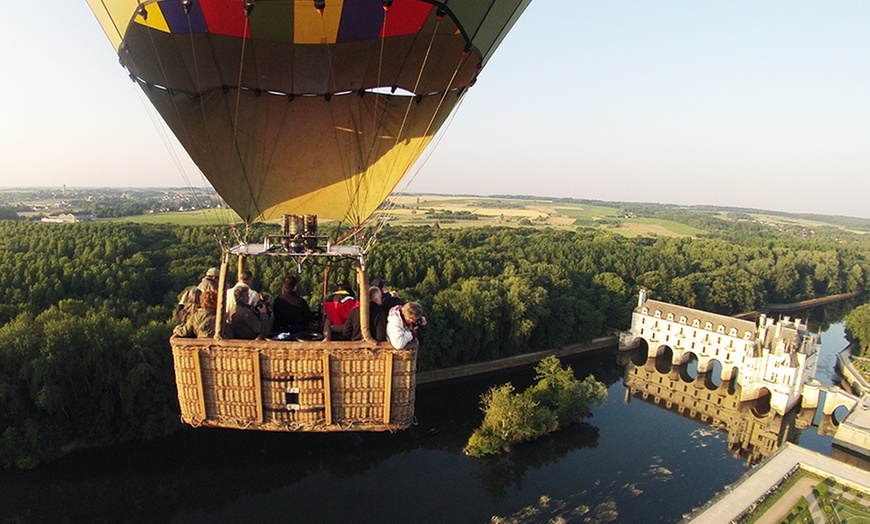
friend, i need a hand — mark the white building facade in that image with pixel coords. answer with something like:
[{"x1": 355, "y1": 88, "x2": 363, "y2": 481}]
[{"x1": 620, "y1": 290, "x2": 820, "y2": 415}]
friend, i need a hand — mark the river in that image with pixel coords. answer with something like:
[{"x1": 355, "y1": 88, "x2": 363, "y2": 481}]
[{"x1": 0, "y1": 313, "x2": 857, "y2": 523}]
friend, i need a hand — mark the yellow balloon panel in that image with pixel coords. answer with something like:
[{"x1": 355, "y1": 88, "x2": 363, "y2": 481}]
[{"x1": 143, "y1": 88, "x2": 458, "y2": 224}]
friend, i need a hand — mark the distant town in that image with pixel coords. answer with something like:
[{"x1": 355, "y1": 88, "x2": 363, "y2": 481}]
[
  {"x1": 2, "y1": 187, "x2": 870, "y2": 240},
  {"x1": 0, "y1": 187, "x2": 222, "y2": 222}
]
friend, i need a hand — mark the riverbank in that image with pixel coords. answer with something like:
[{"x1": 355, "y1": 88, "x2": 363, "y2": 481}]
[
  {"x1": 683, "y1": 443, "x2": 870, "y2": 523},
  {"x1": 767, "y1": 292, "x2": 863, "y2": 312},
  {"x1": 736, "y1": 292, "x2": 863, "y2": 319},
  {"x1": 417, "y1": 336, "x2": 617, "y2": 385},
  {"x1": 837, "y1": 345, "x2": 870, "y2": 396}
]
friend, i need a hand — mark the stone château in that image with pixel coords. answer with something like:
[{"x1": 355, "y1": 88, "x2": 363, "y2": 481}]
[{"x1": 620, "y1": 290, "x2": 820, "y2": 415}]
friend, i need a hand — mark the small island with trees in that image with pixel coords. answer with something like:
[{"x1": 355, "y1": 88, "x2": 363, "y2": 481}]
[{"x1": 464, "y1": 356, "x2": 607, "y2": 457}]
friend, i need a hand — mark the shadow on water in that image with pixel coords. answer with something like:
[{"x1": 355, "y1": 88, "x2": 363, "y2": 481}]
[
  {"x1": 476, "y1": 423, "x2": 601, "y2": 500},
  {"x1": 0, "y1": 353, "x2": 621, "y2": 523},
  {"x1": 787, "y1": 296, "x2": 864, "y2": 333},
  {"x1": 0, "y1": 300, "x2": 857, "y2": 523}
]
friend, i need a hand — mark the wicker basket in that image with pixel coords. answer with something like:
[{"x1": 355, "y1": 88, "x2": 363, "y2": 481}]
[{"x1": 171, "y1": 336, "x2": 417, "y2": 431}]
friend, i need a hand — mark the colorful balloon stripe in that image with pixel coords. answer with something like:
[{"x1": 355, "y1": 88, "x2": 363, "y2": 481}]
[{"x1": 133, "y1": 0, "x2": 435, "y2": 43}]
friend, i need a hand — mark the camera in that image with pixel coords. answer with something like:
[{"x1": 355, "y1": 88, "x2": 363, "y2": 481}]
[{"x1": 411, "y1": 318, "x2": 424, "y2": 328}]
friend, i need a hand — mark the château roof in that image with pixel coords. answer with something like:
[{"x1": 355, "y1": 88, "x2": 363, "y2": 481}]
[{"x1": 638, "y1": 299, "x2": 758, "y2": 341}]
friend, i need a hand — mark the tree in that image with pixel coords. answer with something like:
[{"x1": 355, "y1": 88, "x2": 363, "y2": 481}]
[
  {"x1": 464, "y1": 356, "x2": 607, "y2": 457},
  {"x1": 846, "y1": 303, "x2": 870, "y2": 356}
]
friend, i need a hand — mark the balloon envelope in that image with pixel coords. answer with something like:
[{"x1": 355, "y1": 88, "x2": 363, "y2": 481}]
[{"x1": 86, "y1": 0, "x2": 532, "y2": 224}]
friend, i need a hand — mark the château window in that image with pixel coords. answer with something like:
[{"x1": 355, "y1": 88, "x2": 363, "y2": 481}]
[
  {"x1": 716, "y1": 325, "x2": 725, "y2": 334},
  {"x1": 744, "y1": 331, "x2": 752, "y2": 340},
  {"x1": 729, "y1": 328, "x2": 738, "y2": 337},
  {"x1": 642, "y1": 307, "x2": 648, "y2": 314},
  {"x1": 654, "y1": 310, "x2": 662, "y2": 318},
  {"x1": 693, "y1": 319, "x2": 701, "y2": 327},
  {"x1": 667, "y1": 313, "x2": 674, "y2": 321},
  {"x1": 705, "y1": 322, "x2": 713, "y2": 330}
]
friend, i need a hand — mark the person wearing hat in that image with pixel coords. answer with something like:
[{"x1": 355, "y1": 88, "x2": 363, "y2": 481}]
[
  {"x1": 324, "y1": 279, "x2": 357, "y2": 336},
  {"x1": 175, "y1": 266, "x2": 219, "y2": 326},
  {"x1": 372, "y1": 277, "x2": 403, "y2": 312},
  {"x1": 328, "y1": 279, "x2": 355, "y2": 303},
  {"x1": 197, "y1": 267, "x2": 220, "y2": 293}
]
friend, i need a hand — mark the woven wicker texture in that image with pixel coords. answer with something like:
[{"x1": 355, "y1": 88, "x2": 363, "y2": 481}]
[{"x1": 172, "y1": 337, "x2": 416, "y2": 432}]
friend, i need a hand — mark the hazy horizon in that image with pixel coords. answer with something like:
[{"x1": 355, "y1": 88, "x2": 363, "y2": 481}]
[
  {"x1": 2, "y1": 2, "x2": 869, "y2": 219},
  {"x1": 4, "y1": 186, "x2": 868, "y2": 222}
]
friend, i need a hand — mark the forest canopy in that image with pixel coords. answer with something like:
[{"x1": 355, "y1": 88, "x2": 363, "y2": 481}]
[{"x1": 0, "y1": 216, "x2": 868, "y2": 468}]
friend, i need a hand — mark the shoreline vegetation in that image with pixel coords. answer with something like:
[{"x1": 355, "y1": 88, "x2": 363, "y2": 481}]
[
  {"x1": 0, "y1": 192, "x2": 868, "y2": 469},
  {"x1": 464, "y1": 356, "x2": 607, "y2": 457}
]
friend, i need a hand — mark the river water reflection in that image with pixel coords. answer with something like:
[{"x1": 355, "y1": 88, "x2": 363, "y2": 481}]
[{"x1": 0, "y1": 313, "x2": 856, "y2": 523}]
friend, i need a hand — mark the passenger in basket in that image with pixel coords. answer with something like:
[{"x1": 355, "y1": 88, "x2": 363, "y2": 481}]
[
  {"x1": 226, "y1": 270, "x2": 261, "y2": 314},
  {"x1": 173, "y1": 290, "x2": 231, "y2": 339},
  {"x1": 273, "y1": 275, "x2": 311, "y2": 334},
  {"x1": 229, "y1": 284, "x2": 272, "y2": 339},
  {"x1": 197, "y1": 267, "x2": 220, "y2": 293},
  {"x1": 343, "y1": 286, "x2": 387, "y2": 342},
  {"x1": 371, "y1": 278, "x2": 403, "y2": 312},
  {"x1": 386, "y1": 301, "x2": 426, "y2": 349},
  {"x1": 324, "y1": 279, "x2": 358, "y2": 330}
]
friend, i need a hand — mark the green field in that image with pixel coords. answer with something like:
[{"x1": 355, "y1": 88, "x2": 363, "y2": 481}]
[
  {"x1": 114, "y1": 209, "x2": 242, "y2": 226},
  {"x1": 384, "y1": 195, "x2": 706, "y2": 237},
  {"x1": 108, "y1": 195, "x2": 707, "y2": 238},
  {"x1": 615, "y1": 217, "x2": 706, "y2": 237}
]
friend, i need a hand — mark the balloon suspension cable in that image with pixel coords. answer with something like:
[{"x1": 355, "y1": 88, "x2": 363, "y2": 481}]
[
  {"x1": 335, "y1": 224, "x2": 368, "y2": 249},
  {"x1": 370, "y1": 16, "x2": 476, "y2": 241},
  {"x1": 374, "y1": 86, "x2": 469, "y2": 239},
  {"x1": 229, "y1": 14, "x2": 263, "y2": 222},
  {"x1": 120, "y1": 7, "x2": 232, "y2": 230},
  {"x1": 351, "y1": 9, "x2": 449, "y2": 236},
  {"x1": 183, "y1": 0, "x2": 235, "y2": 228},
  {"x1": 314, "y1": 7, "x2": 360, "y2": 226}
]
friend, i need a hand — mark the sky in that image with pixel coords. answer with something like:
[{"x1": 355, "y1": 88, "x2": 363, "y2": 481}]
[{"x1": 1, "y1": 1, "x2": 869, "y2": 219}]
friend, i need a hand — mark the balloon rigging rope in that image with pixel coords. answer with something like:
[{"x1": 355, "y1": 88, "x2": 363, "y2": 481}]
[
  {"x1": 387, "y1": 18, "x2": 441, "y2": 175},
  {"x1": 186, "y1": 8, "x2": 234, "y2": 230},
  {"x1": 353, "y1": 14, "x2": 444, "y2": 248},
  {"x1": 341, "y1": 6, "x2": 410, "y2": 246},
  {"x1": 342, "y1": 11, "x2": 441, "y2": 248},
  {"x1": 368, "y1": 24, "x2": 472, "y2": 246},
  {"x1": 243, "y1": 31, "x2": 274, "y2": 223},
  {"x1": 395, "y1": 51, "x2": 470, "y2": 192},
  {"x1": 134, "y1": 7, "x2": 219, "y2": 230},
  {"x1": 368, "y1": 90, "x2": 469, "y2": 252},
  {"x1": 231, "y1": 15, "x2": 260, "y2": 231},
  {"x1": 314, "y1": 11, "x2": 357, "y2": 232}
]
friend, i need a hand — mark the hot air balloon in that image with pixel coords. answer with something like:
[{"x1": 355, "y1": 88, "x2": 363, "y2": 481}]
[{"x1": 86, "y1": 0, "x2": 532, "y2": 432}]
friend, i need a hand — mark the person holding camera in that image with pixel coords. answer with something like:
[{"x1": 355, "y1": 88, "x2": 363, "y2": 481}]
[
  {"x1": 386, "y1": 301, "x2": 426, "y2": 349},
  {"x1": 229, "y1": 284, "x2": 272, "y2": 340}
]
